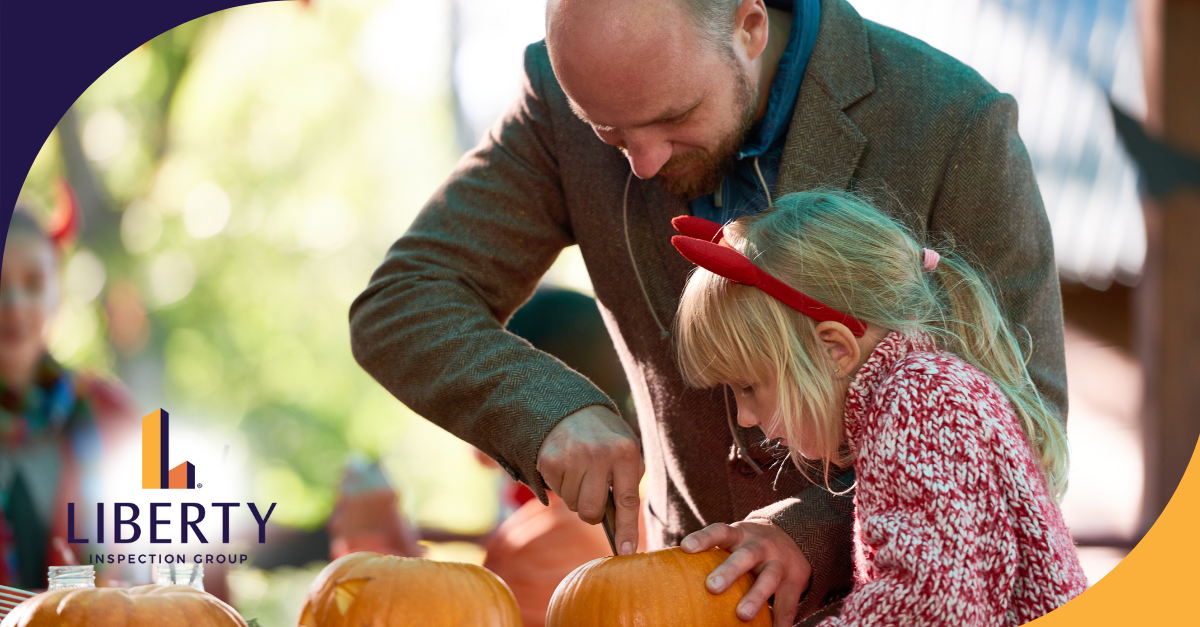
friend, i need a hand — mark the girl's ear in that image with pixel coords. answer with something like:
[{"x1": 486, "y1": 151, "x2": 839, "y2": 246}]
[{"x1": 815, "y1": 321, "x2": 860, "y2": 378}]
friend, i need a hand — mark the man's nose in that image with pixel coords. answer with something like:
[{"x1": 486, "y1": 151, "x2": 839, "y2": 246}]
[{"x1": 622, "y1": 132, "x2": 673, "y2": 179}]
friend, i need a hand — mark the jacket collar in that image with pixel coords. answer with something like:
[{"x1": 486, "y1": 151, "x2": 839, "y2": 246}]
[{"x1": 777, "y1": 0, "x2": 875, "y2": 195}]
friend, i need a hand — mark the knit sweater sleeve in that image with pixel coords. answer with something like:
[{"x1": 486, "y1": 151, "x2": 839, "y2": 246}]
[{"x1": 819, "y1": 358, "x2": 1014, "y2": 626}]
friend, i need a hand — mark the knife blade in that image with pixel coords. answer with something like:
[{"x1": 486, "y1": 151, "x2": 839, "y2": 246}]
[{"x1": 600, "y1": 488, "x2": 619, "y2": 556}]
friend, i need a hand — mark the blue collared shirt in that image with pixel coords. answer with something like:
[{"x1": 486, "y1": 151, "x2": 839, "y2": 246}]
[{"x1": 689, "y1": 0, "x2": 820, "y2": 225}]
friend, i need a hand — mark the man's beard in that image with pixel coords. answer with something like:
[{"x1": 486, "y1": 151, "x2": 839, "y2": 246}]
[{"x1": 656, "y1": 65, "x2": 759, "y2": 200}]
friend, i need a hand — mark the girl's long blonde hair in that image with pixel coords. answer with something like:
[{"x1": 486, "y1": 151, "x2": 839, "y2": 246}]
[{"x1": 674, "y1": 190, "x2": 1069, "y2": 501}]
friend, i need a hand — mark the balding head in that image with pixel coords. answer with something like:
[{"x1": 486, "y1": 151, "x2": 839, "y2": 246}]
[
  {"x1": 545, "y1": 0, "x2": 773, "y2": 198},
  {"x1": 547, "y1": 0, "x2": 739, "y2": 61},
  {"x1": 547, "y1": 0, "x2": 714, "y2": 126}
]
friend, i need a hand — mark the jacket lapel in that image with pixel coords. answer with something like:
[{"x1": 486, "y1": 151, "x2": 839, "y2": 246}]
[{"x1": 777, "y1": 0, "x2": 875, "y2": 195}]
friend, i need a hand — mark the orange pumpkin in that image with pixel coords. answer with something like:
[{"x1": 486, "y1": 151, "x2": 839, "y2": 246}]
[
  {"x1": 545, "y1": 547, "x2": 772, "y2": 627},
  {"x1": 0, "y1": 584, "x2": 248, "y2": 626},
  {"x1": 298, "y1": 552, "x2": 522, "y2": 627},
  {"x1": 483, "y1": 493, "x2": 616, "y2": 627}
]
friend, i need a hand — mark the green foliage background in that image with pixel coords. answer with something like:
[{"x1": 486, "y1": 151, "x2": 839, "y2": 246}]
[{"x1": 20, "y1": 0, "x2": 505, "y2": 539}]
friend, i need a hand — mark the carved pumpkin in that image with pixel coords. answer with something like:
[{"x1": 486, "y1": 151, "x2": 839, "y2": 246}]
[
  {"x1": 0, "y1": 584, "x2": 248, "y2": 626},
  {"x1": 298, "y1": 552, "x2": 522, "y2": 627},
  {"x1": 545, "y1": 547, "x2": 771, "y2": 627}
]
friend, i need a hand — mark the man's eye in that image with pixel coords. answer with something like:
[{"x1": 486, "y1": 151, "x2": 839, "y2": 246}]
[{"x1": 666, "y1": 111, "x2": 691, "y2": 125}]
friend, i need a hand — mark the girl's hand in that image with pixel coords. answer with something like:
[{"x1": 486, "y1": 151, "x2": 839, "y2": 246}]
[{"x1": 681, "y1": 520, "x2": 812, "y2": 627}]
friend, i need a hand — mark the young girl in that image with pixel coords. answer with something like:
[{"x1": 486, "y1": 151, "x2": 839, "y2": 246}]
[{"x1": 671, "y1": 191, "x2": 1087, "y2": 626}]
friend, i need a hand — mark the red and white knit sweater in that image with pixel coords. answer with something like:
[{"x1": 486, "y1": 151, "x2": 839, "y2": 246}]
[{"x1": 818, "y1": 331, "x2": 1088, "y2": 626}]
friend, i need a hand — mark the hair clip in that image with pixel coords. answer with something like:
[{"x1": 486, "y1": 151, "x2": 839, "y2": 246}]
[{"x1": 922, "y1": 248, "x2": 940, "y2": 271}]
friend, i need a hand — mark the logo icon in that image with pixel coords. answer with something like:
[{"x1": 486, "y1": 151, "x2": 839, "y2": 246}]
[{"x1": 141, "y1": 409, "x2": 196, "y2": 489}]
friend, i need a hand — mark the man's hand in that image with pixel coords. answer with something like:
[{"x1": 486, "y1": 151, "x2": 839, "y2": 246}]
[
  {"x1": 682, "y1": 520, "x2": 812, "y2": 627},
  {"x1": 537, "y1": 405, "x2": 644, "y2": 555}
]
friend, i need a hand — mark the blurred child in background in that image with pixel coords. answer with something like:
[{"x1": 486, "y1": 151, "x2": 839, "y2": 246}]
[{"x1": 0, "y1": 206, "x2": 140, "y2": 589}]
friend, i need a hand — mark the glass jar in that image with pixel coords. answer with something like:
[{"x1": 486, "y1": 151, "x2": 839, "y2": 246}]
[
  {"x1": 156, "y1": 563, "x2": 204, "y2": 591},
  {"x1": 47, "y1": 565, "x2": 95, "y2": 590}
]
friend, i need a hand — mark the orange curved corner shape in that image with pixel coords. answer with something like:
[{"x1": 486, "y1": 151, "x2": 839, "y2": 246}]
[{"x1": 1029, "y1": 437, "x2": 1200, "y2": 625}]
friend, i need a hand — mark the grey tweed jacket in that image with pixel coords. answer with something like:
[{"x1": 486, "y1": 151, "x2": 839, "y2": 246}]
[{"x1": 349, "y1": 0, "x2": 1067, "y2": 619}]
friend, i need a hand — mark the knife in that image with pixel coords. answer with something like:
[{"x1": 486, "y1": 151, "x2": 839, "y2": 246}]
[{"x1": 600, "y1": 488, "x2": 619, "y2": 556}]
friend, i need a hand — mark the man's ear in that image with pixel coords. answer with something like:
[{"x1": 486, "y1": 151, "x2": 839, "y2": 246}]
[
  {"x1": 733, "y1": 0, "x2": 771, "y2": 62},
  {"x1": 815, "y1": 321, "x2": 860, "y2": 377}
]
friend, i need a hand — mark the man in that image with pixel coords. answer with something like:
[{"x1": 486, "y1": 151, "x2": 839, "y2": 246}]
[{"x1": 349, "y1": 0, "x2": 1067, "y2": 623}]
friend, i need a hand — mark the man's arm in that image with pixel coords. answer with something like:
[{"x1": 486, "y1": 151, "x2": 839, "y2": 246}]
[
  {"x1": 348, "y1": 44, "x2": 619, "y2": 498},
  {"x1": 928, "y1": 91, "x2": 1068, "y2": 422}
]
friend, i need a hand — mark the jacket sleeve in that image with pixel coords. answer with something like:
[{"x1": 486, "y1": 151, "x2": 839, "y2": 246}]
[
  {"x1": 927, "y1": 92, "x2": 1068, "y2": 423},
  {"x1": 348, "y1": 42, "x2": 619, "y2": 499}
]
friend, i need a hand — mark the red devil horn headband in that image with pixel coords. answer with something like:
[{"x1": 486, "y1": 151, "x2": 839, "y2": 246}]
[
  {"x1": 672, "y1": 215, "x2": 726, "y2": 242},
  {"x1": 670, "y1": 215, "x2": 868, "y2": 337},
  {"x1": 47, "y1": 178, "x2": 82, "y2": 251}
]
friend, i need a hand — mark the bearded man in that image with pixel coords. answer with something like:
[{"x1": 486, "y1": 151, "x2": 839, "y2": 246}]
[{"x1": 349, "y1": 0, "x2": 1067, "y2": 624}]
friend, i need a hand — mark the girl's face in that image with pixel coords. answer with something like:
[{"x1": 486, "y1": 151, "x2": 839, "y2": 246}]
[
  {"x1": 0, "y1": 235, "x2": 59, "y2": 388},
  {"x1": 730, "y1": 378, "x2": 823, "y2": 460}
]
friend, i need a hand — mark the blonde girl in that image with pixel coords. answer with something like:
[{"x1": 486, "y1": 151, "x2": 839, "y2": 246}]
[{"x1": 673, "y1": 191, "x2": 1087, "y2": 626}]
